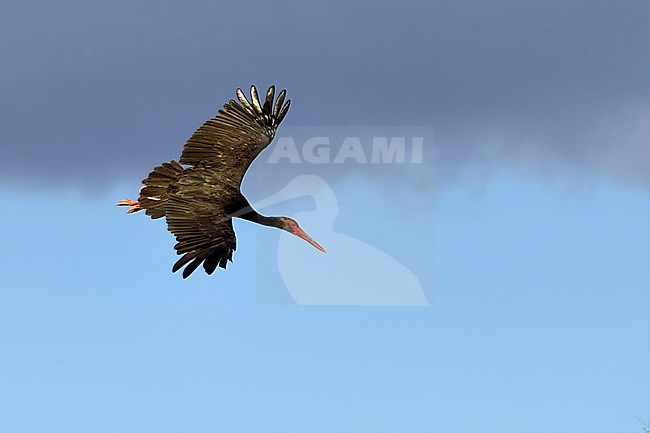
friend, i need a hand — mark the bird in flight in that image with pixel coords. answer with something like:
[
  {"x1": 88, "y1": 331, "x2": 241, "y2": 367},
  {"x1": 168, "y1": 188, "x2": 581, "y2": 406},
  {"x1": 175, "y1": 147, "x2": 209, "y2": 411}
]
[{"x1": 117, "y1": 85, "x2": 326, "y2": 278}]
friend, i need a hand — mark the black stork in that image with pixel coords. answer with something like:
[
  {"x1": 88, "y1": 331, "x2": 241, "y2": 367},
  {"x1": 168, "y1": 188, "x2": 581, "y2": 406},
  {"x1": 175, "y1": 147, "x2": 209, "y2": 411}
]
[{"x1": 116, "y1": 85, "x2": 326, "y2": 278}]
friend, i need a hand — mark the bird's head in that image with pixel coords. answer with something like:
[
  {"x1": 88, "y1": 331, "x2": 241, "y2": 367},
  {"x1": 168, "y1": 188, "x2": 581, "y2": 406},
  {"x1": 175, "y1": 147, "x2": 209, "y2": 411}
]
[{"x1": 277, "y1": 217, "x2": 326, "y2": 253}]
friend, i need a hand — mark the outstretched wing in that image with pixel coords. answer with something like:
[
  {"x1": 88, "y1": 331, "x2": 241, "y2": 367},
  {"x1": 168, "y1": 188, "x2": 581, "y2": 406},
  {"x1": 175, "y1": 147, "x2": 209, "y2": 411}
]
[
  {"x1": 179, "y1": 85, "x2": 291, "y2": 185},
  {"x1": 165, "y1": 194, "x2": 237, "y2": 279}
]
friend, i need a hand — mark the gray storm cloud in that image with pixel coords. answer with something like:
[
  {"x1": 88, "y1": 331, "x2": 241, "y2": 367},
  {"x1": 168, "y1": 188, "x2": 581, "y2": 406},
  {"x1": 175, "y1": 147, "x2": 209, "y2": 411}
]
[{"x1": 1, "y1": 1, "x2": 648, "y2": 192}]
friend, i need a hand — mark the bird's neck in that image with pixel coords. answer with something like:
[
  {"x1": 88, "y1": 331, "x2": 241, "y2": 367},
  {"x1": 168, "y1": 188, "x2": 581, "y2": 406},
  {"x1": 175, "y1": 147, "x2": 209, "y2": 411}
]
[
  {"x1": 237, "y1": 208, "x2": 283, "y2": 229},
  {"x1": 229, "y1": 195, "x2": 283, "y2": 229}
]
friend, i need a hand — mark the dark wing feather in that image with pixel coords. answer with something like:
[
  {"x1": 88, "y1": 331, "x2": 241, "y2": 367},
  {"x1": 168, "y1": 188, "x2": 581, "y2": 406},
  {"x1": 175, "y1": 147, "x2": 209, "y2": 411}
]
[
  {"x1": 153, "y1": 85, "x2": 291, "y2": 278},
  {"x1": 165, "y1": 194, "x2": 237, "y2": 279},
  {"x1": 179, "y1": 85, "x2": 291, "y2": 186}
]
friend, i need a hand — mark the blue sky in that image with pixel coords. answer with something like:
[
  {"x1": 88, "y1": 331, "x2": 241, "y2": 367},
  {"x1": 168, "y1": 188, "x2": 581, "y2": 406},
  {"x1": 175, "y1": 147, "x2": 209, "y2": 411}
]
[
  {"x1": 1, "y1": 1, "x2": 649, "y2": 432},
  {"x1": 1, "y1": 175, "x2": 648, "y2": 432}
]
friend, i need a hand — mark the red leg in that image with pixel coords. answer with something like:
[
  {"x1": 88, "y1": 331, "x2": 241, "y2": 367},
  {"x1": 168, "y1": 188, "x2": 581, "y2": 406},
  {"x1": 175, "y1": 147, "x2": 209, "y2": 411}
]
[{"x1": 115, "y1": 199, "x2": 142, "y2": 213}]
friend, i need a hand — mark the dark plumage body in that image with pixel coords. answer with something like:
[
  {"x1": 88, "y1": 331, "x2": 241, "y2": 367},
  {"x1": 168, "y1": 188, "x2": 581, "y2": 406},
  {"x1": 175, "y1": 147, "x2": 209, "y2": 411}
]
[{"x1": 117, "y1": 85, "x2": 325, "y2": 278}]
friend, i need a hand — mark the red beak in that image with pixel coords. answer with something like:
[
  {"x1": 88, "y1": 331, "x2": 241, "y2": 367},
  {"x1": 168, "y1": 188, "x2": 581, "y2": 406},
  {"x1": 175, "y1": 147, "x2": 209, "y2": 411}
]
[{"x1": 293, "y1": 228, "x2": 327, "y2": 253}]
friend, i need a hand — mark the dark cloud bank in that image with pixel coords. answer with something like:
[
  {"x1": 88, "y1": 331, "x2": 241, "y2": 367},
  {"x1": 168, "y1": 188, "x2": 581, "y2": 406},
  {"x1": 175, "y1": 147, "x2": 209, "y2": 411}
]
[{"x1": 1, "y1": 1, "x2": 648, "y2": 194}]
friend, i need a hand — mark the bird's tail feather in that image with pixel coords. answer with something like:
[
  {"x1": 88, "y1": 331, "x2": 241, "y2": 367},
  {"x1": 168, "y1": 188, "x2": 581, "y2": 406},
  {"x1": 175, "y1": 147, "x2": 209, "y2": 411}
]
[{"x1": 139, "y1": 160, "x2": 184, "y2": 220}]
